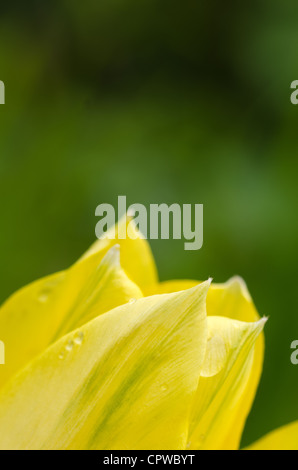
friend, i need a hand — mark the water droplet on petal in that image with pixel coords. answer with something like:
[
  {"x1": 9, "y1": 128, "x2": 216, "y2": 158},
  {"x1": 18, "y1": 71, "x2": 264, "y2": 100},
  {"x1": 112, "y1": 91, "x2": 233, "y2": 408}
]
[
  {"x1": 38, "y1": 290, "x2": 50, "y2": 303},
  {"x1": 74, "y1": 332, "x2": 84, "y2": 345},
  {"x1": 161, "y1": 384, "x2": 168, "y2": 392},
  {"x1": 65, "y1": 340, "x2": 74, "y2": 352},
  {"x1": 58, "y1": 352, "x2": 65, "y2": 360},
  {"x1": 129, "y1": 298, "x2": 136, "y2": 304}
]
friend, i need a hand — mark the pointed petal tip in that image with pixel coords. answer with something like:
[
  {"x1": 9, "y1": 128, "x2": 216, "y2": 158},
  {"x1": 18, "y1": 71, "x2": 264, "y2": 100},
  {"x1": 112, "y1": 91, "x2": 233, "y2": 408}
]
[
  {"x1": 187, "y1": 278, "x2": 212, "y2": 303},
  {"x1": 192, "y1": 278, "x2": 212, "y2": 291},
  {"x1": 260, "y1": 316, "x2": 269, "y2": 327},
  {"x1": 127, "y1": 207, "x2": 136, "y2": 218},
  {"x1": 250, "y1": 316, "x2": 268, "y2": 337},
  {"x1": 101, "y1": 244, "x2": 121, "y2": 267},
  {"x1": 226, "y1": 275, "x2": 252, "y2": 301}
]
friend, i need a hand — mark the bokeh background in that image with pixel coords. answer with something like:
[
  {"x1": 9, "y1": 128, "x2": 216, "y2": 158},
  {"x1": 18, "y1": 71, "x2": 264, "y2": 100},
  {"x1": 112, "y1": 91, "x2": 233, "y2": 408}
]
[{"x1": 1, "y1": 0, "x2": 298, "y2": 447}]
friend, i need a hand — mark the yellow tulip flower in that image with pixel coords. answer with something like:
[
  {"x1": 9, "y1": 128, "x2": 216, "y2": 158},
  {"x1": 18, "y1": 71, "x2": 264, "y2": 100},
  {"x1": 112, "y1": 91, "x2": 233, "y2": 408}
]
[{"x1": 0, "y1": 216, "x2": 296, "y2": 450}]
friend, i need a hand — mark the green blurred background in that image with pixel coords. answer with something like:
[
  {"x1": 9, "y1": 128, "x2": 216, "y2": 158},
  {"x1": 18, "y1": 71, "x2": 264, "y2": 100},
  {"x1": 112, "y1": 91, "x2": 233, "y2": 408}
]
[{"x1": 0, "y1": 0, "x2": 298, "y2": 447}]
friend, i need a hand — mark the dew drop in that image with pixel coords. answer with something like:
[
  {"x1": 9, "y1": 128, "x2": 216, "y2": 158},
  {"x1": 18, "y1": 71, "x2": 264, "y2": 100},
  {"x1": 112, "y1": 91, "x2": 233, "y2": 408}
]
[
  {"x1": 129, "y1": 298, "x2": 136, "y2": 305},
  {"x1": 74, "y1": 332, "x2": 84, "y2": 345},
  {"x1": 38, "y1": 290, "x2": 50, "y2": 303},
  {"x1": 65, "y1": 340, "x2": 74, "y2": 352},
  {"x1": 161, "y1": 384, "x2": 168, "y2": 392},
  {"x1": 58, "y1": 352, "x2": 65, "y2": 360}
]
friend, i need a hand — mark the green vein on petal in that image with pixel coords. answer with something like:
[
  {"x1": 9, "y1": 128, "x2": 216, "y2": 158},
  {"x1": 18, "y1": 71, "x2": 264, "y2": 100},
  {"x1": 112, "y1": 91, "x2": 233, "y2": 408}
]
[
  {"x1": 0, "y1": 282, "x2": 209, "y2": 450},
  {"x1": 0, "y1": 246, "x2": 143, "y2": 390}
]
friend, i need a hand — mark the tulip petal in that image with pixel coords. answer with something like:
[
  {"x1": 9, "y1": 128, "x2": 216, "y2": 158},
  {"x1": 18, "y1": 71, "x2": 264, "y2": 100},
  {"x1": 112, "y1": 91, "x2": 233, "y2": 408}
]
[
  {"x1": 207, "y1": 276, "x2": 260, "y2": 322},
  {"x1": 144, "y1": 280, "x2": 198, "y2": 297},
  {"x1": 0, "y1": 247, "x2": 142, "y2": 390},
  {"x1": 146, "y1": 277, "x2": 261, "y2": 321},
  {"x1": 146, "y1": 276, "x2": 265, "y2": 449},
  {"x1": 205, "y1": 277, "x2": 265, "y2": 449},
  {"x1": 145, "y1": 276, "x2": 260, "y2": 321},
  {"x1": 246, "y1": 422, "x2": 298, "y2": 450},
  {"x1": 81, "y1": 214, "x2": 158, "y2": 289},
  {"x1": 0, "y1": 283, "x2": 209, "y2": 450},
  {"x1": 187, "y1": 316, "x2": 266, "y2": 450}
]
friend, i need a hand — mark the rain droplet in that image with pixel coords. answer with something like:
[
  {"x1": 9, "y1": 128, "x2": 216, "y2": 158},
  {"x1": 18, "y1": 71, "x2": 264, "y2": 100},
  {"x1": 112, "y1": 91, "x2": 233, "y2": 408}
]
[
  {"x1": 129, "y1": 298, "x2": 136, "y2": 304},
  {"x1": 65, "y1": 340, "x2": 74, "y2": 352},
  {"x1": 58, "y1": 352, "x2": 65, "y2": 360},
  {"x1": 38, "y1": 290, "x2": 50, "y2": 303},
  {"x1": 74, "y1": 332, "x2": 84, "y2": 345},
  {"x1": 161, "y1": 385, "x2": 168, "y2": 392}
]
